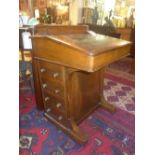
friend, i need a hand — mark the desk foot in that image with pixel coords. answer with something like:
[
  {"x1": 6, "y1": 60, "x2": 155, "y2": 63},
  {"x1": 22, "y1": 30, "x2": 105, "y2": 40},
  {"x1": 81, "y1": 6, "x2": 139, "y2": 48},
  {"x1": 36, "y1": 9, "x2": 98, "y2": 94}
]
[
  {"x1": 70, "y1": 118, "x2": 88, "y2": 144},
  {"x1": 44, "y1": 112, "x2": 88, "y2": 143},
  {"x1": 100, "y1": 96, "x2": 116, "y2": 113}
]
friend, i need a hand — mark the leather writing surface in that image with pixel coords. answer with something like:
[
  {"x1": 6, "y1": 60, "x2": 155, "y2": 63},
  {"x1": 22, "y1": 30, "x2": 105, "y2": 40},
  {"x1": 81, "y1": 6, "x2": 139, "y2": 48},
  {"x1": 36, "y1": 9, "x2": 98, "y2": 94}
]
[{"x1": 47, "y1": 33, "x2": 131, "y2": 56}]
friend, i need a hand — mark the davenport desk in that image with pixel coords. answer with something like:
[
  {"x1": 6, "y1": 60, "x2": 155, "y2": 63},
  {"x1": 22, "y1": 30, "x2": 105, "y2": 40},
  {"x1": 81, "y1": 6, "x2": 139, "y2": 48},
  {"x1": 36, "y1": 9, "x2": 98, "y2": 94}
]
[{"x1": 31, "y1": 25, "x2": 131, "y2": 143}]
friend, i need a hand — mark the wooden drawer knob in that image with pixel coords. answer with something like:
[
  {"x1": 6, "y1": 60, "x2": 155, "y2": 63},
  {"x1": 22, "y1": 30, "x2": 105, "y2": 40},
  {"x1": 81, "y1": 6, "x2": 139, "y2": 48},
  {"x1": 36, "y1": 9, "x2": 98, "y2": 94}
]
[
  {"x1": 46, "y1": 108, "x2": 51, "y2": 112},
  {"x1": 42, "y1": 83, "x2": 47, "y2": 88},
  {"x1": 58, "y1": 116, "x2": 63, "y2": 121},
  {"x1": 45, "y1": 96, "x2": 50, "y2": 102},
  {"x1": 52, "y1": 72, "x2": 59, "y2": 78},
  {"x1": 55, "y1": 89, "x2": 60, "y2": 94},
  {"x1": 40, "y1": 68, "x2": 46, "y2": 73},
  {"x1": 56, "y1": 103, "x2": 62, "y2": 108}
]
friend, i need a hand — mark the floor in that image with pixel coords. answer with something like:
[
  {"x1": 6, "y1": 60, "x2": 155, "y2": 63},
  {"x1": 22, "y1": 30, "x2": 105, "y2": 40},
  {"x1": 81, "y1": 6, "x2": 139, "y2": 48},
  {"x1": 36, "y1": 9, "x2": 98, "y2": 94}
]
[
  {"x1": 105, "y1": 57, "x2": 135, "y2": 114},
  {"x1": 106, "y1": 57, "x2": 135, "y2": 81}
]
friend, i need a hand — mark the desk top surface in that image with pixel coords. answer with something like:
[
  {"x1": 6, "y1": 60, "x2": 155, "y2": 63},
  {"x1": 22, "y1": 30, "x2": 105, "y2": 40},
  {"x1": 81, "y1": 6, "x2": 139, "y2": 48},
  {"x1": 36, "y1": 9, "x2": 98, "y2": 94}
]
[
  {"x1": 44, "y1": 33, "x2": 131, "y2": 56},
  {"x1": 32, "y1": 25, "x2": 132, "y2": 72}
]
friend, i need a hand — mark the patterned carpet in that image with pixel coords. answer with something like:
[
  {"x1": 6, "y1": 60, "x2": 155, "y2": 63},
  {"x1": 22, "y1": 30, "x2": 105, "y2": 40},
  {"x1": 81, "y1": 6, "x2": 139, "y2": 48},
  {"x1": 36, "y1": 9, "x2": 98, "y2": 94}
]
[
  {"x1": 19, "y1": 58, "x2": 135, "y2": 155},
  {"x1": 104, "y1": 77, "x2": 135, "y2": 115},
  {"x1": 106, "y1": 57, "x2": 135, "y2": 82}
]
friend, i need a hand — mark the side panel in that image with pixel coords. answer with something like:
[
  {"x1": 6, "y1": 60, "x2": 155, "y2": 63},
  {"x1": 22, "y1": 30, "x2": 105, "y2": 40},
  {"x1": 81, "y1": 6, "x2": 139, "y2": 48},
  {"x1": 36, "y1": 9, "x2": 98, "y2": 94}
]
[
  {"x1": 67, "y1": 69, "x2": 101, "y2": 123},
  {"x1": 32, "y1": 59, "x2": 44, "y2": 110}
]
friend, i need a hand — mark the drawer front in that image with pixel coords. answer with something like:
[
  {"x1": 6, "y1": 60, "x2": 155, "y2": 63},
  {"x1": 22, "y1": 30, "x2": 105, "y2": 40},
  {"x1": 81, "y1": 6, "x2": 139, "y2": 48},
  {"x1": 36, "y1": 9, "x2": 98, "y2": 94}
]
[
  {"x1": 38, "y1": 60, "x2": 64, "y2": 82},
  {"x1": 44, "y1": 99, "x2": 69, "y2": 126},
  {"x1": 41, "y1": 78, "x2": 64, "y2": 99},
  {"x1": 43, "y1": 93, "x2": 65, "y2": 113},
  {"x1": 45, "y1": 109, "x2": 69, "y2": 127}
]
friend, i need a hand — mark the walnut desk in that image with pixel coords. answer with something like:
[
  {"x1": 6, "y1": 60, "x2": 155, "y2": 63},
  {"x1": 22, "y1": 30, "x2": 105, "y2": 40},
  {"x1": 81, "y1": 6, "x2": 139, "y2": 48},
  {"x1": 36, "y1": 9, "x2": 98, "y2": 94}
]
[{"x1": 31, "y1": 25, "x2": 131, "y2": 143}]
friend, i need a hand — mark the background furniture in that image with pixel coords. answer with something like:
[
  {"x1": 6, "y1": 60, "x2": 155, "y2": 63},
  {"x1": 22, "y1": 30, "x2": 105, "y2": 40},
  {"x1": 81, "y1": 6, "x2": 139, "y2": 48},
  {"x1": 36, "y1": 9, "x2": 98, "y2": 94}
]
[
  {"x1": 19, "y1": 26, "x2": 33, "y2": 61},
  {"x1": 31, "y1": 24, "x2": 131, "y2": 143},
  {"x1": 117, "y1": 27, "x2": 135, "y2": 57},
  {"x1": 86, "y1": 24, "x2": 121, "y2": 38},
  {"x1": 19, "y1": 61, "x2": 34, "y2": 95},
  {"x1": 19, "y1": 26, "x2": 34, "y2": 94}
]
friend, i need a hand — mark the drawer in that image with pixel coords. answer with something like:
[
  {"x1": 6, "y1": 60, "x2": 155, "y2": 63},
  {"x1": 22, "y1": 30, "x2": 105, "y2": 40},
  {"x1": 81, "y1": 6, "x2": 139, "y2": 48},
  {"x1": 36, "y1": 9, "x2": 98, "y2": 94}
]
[
  {"x1": 44, "y1": 103, "x2": 69, "y2": 126},
  {"x1": 41, "y1": 78, "x2": 64, "y2": 99},
  {"x1": 38, "y1": 60, "x2": 64, "y2": 82},
  {"x1": 43, "y1": 94, "x2": 65, "y2": 113}
]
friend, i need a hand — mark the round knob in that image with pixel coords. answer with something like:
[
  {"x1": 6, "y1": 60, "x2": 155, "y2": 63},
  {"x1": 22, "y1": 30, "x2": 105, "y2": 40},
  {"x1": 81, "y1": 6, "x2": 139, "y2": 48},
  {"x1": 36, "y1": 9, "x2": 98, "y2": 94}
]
[
  {"x1": 42, "y1": 83, "x2": 47, "y2": 88},
  {"x1": 52, "y1": 72, "x2": 59, "y2": 78},
  {"x1": 46, "y1": 108, "x2": 51, "y2": 112},
  {"x1": 55, "y1": 89, "x2": 60, "y2": 94},
  {"x1": 45, "y1": 97, "x2": 50, "y2": 102},
  {"x1": 58, "y1": 116, "x2": 63, "y2": 121},
  {"x1": 56, "y1": 103, "x2": 62, "y2": 108},
  {"x1": 40, "y1": 68, "x2": 46, "y2": 73}
]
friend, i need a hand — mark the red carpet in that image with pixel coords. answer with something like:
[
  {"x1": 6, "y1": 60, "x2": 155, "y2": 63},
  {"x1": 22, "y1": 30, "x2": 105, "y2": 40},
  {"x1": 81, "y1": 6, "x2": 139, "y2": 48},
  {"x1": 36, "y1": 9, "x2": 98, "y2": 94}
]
[{"x1": 19, "y1": 94, "x2": 134, "y2": 155}]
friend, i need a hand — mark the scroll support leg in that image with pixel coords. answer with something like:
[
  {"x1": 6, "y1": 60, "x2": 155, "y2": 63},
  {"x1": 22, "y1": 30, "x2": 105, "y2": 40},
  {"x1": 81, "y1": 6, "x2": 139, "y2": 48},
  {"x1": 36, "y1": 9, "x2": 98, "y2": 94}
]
[
  {"x1": 99, "y1": 68, "x2": 116, "y2": 113},
  {"x1": 69, "y1": 118, "x2": 88, "y2": 143},
  {"x1": 100, "y1": 96, "x2": 116, "y2": 113},
  {"x1": 66, "y1": 69, "x2": 88, "y2": 143}
]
